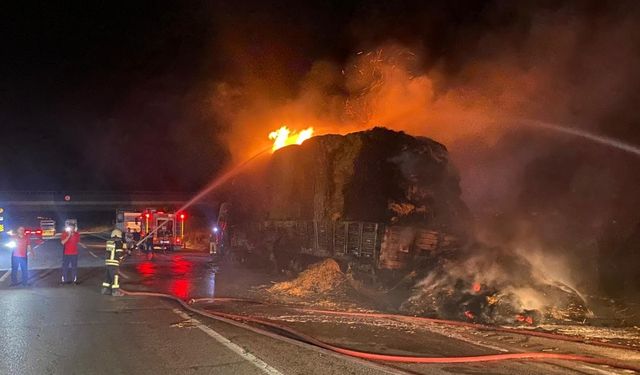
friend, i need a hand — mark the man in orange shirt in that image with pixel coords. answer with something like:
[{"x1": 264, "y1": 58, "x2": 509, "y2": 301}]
[
  {"x1": 60, "y1": 224, "x2": 82, "y2": 284},
  {"x1": 11, "y1": 226, "x2": 33, "y2": 286}
]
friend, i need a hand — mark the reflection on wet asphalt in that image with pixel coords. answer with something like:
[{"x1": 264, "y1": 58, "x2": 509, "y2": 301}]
[{"x1": 124, "y1": 253, "x2": 222, "y2": 300}]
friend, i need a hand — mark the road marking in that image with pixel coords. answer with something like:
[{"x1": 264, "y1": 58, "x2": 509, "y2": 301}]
[
  {"x1": 172, "y1": 309, "x2": 283, "y2": 375},
  {"x1": 0, "y1": 271, "x2": 10, "y2": 282},
  {"x1": 580, "y1": 364, "x2": 624, "y2": 374},
  {"x1": 88, "y1": 251, "x2": 99, "y2": 258}
]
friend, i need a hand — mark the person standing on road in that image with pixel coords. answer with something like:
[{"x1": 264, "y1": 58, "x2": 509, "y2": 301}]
[
  {"x1": 145, "y1": 231, "x2": 154, "y2": 261},
  {"x1": 10, "y1": 226, "x2": 33, "y2": 286},
  {"x1": 60, "y1": 224, "x2": 81, "y2": 284},
  {"x1": 102, "y1": 229, "x2": 125, "y2": 296},
  {"x1": 132, "y1": 228, "x2": 141, "y2": 254}
]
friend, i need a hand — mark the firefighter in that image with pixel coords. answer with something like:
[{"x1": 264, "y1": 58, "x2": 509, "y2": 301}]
[
  {"x1": 102, "y1": 229, "x2": 125, "y2": 296},
  {"x1": 125, "y1": 228, "x2": 134, "y2": 255}
]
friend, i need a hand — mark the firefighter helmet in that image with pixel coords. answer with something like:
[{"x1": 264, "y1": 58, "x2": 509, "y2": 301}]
[{"x1": 111, "y1": 229, "x2": 123, "y2": 238}]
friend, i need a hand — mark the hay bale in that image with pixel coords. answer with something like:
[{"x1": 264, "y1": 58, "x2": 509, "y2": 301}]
[
  {"x1": 261, "y1": 127, "x2": 469, "y2": 233},
  {"x1": 268, "y1": 259, "x2": 346, "y2": 297}
]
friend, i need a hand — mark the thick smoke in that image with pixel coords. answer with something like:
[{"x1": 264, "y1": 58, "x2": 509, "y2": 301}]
[{"x1": 210, "y1": 2, "x2": 640, "y2": 297}]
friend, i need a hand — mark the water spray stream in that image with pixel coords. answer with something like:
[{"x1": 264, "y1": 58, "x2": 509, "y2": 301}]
[
  {"x1": 521, "y1": 119, "x2": 640, "y2": 157},
  {"x1": 135, "y1": 147, "x2": 271, "y2": 248},
  {"x1": 177, "y1": 147, "x2": 271, "y2": 212}
]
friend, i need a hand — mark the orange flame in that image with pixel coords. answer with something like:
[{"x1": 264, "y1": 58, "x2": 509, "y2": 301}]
[{"x1": 268, "y1": 126, "x2": 314, "y2": 151}]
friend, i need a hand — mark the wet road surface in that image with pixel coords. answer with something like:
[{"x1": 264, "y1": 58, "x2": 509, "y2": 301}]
[{"x1": 0, "y1": 237, "x2": 638, "y2": 374}]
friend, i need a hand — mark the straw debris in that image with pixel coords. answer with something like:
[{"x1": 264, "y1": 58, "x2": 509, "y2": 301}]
[{"x1": 268, "y1": 259, "x2": 346, "y2": 297}]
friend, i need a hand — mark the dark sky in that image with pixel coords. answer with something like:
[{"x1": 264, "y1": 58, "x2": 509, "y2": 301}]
[
  {"x1": 1, "y1": 0, "x2": 638, "y2": 198},
  {"x1": 1, "y1": 1, "x2": 225, "y2": 191},
  {"x1": 0, "y1": 1, "x2": 359, "y2": 191}
]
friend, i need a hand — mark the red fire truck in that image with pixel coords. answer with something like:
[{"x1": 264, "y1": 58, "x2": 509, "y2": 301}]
[{"x1": 115, "y1": 209, "x2": 187, "y2": 251}]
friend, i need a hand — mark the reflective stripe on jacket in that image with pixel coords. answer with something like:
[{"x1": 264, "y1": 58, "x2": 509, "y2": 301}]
[{"x1": 105, "y1": 239, "x2": 124, "y2": 266}]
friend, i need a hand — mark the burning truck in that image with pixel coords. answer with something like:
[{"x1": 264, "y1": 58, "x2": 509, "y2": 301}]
[
  {"x1": 221, "y1": 127, "x2": 469, "y2": 270},
  {"x1": 220, "y1": 127, "x2": 590, "y2": 325}
]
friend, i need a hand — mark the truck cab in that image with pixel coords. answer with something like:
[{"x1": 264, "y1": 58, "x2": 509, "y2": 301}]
[{"x1": 40, "y1": 219, "x2": 56, "y2": 239}]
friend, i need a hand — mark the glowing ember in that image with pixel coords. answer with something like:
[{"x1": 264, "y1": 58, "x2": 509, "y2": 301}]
[
  {"x1": 516, "y1": 314, "x2": 534, "y2": 325},
  {"x1": 464, "y1": 310, "x2": 475, "y2": 320},
  {"x1": 268, "y1": 126, "x2": 314, "y2": 151}
]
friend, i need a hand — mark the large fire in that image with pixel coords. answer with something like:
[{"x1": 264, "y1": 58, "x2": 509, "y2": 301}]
[{"x1": 268, "y1": 126, "x2": 314, "y2": 151}]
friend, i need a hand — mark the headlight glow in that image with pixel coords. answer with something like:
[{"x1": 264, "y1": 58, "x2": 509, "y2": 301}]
[{"x1": 5, "y1": 240, "x2": 16, "y2": 249}]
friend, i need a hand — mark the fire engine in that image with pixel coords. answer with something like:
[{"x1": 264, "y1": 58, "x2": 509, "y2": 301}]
[{"x1": 115, "y1": 209, "x2": 186, "y2": 251}]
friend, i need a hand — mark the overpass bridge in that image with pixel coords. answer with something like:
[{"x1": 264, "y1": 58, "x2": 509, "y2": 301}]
[{"x1": 0, "y1": 191, "x2": 216, "y2": 212}]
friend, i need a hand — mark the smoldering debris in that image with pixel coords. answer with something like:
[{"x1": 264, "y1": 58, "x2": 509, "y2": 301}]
[{"x1": 401, "y1": 244, "x2": 593, "y2": 325}]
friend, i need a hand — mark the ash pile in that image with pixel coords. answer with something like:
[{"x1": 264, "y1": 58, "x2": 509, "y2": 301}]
[{"x1": 222, "y1": 127, "x2": 591, "y2": 325}]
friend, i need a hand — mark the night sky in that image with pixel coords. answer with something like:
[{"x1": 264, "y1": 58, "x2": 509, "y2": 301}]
[
  {"x1": 2, "y1": 2, "x2": 221, "y2": 191},
  {"x1": 1, "y1": 1, "x2": 356, "y2": 191},
  {"x1": 2, "y1": 0, "x2": 639, "y2": 199}
]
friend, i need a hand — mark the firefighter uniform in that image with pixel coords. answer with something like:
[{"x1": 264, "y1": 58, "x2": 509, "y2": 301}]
[{"x1": 102, "y1": 229, "x2": 125, "y2": 296}]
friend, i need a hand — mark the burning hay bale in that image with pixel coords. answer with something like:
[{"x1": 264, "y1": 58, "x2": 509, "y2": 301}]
[{"x1": 268, "y1": 259, "x2": 347, "y2": 297}]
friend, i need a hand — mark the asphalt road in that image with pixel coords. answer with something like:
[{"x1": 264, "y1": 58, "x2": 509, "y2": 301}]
[{"x1": 0, "y1": 237, "x2": 637, "y2": 374}]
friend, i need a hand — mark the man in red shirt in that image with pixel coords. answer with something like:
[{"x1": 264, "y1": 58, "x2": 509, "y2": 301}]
[
  {"x1": 60, "y1": 224, "x2": 82, "y2": 284},
  {"x1": 11, "y1": 226, "x2": 33, "y2": 286}
]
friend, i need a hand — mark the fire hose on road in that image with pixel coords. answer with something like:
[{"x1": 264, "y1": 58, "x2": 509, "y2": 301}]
[
  {"x1": 296, "y1": 307, "x2": 637, "y2": 352},
  {"x1": 119, "y1": 289, "x2": 640, "y2": 372},
  {"x1": 187, "y1": 296, "x2": 638, "y2": 352}
]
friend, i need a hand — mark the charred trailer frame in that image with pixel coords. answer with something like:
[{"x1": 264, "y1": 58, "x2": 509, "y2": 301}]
[{"x1": 228, "y1": 220, "x2": 459, "y2": 273}]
